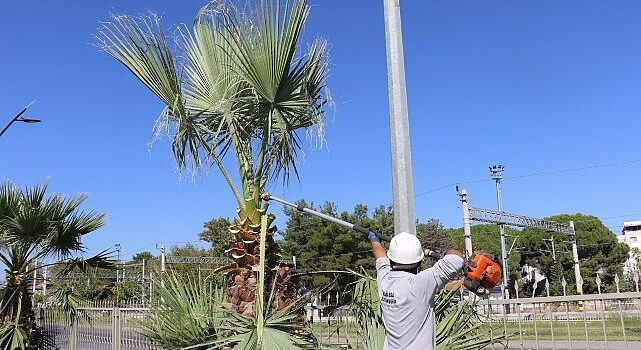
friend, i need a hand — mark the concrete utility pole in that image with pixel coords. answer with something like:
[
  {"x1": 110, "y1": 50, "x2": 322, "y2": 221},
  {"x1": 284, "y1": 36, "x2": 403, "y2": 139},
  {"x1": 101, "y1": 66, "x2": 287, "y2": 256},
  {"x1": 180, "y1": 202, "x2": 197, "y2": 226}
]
[
  {"x1": 570, "y1": 221, "x2": 583, "y2": 294},
  {"x1": 149, "y1": 272, "x2": 153, "y2": 304},
  {"x1": 458, "y1": 189, "x2": 473, "y2": 259},
  {"x1": 115, "y1": 244, "x2": 121, "y2": 282},
  {"x1": 156, "y1": 244, "x2": 166, "y2": 289},
  {"x1": 32, "y1": 259, "x2": 38, "y2": 295},
  {"x1": 543, "y1": 237, "x2": 557, "y2": 263},
  {"x1": 43, "y1": 266, "x2": 47, "y2": 297},
  {"x1": 160, "y1": 246, "x2": 166, "y2": 274},
  {"x1": 383, "y1": 0, "x2": 416, "y2": 235},
  {"x1": 490, "y1": 165, "x2": 510, "y2": 300}
]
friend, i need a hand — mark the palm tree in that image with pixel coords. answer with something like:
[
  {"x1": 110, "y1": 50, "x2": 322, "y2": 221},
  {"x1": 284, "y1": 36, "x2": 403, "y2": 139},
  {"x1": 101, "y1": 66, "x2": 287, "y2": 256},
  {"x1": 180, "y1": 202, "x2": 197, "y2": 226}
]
[
  {"x1": 0, "y1": 180, "x2": 110, "y2": 349},
  {"x1": 98, "y1": 0, "x2": 329, "y2": 317}
]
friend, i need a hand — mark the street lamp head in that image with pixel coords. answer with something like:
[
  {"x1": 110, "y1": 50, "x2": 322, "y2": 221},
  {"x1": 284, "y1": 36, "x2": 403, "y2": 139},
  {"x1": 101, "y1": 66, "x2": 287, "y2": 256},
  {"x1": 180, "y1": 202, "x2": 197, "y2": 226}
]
[
  {"x1": 1, "y1": 103, "x2": 42, "y2": 138},
  {"x1": 17, "y1": 117, "x2": 41, "y2": 124},
  {"x1": 489, "y1": 164, "x2": 505, "y2": 180}
]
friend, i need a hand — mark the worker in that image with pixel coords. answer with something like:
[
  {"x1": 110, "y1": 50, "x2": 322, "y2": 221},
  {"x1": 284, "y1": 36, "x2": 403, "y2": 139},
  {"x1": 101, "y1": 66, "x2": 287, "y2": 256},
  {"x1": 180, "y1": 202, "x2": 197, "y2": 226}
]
[{"x1": 369, "y1": 231, "x2": 465, "y2": 350}]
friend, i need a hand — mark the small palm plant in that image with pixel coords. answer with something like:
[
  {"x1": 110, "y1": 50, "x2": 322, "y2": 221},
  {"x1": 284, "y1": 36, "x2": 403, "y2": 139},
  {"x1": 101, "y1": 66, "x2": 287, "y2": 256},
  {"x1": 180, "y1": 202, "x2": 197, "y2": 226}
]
[
  {"x1": 141, "y1": 272, "x2": 227, "y2": 349},
  {"x1": 145, "y1": 216, "x2": 319, "y2": 349},
  {"x1": 98, "y1": 0, "x2": 329, "y2": 316},
  {"x1": 0, "y1": 180, "x2": 112, "y2": 349}
]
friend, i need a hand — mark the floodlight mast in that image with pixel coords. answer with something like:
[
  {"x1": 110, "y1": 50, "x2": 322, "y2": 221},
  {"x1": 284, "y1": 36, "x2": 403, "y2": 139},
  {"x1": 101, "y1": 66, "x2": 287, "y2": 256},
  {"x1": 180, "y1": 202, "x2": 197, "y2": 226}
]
[{"x1": 490, "y1": 165, "x2": 510, "y2": 301}]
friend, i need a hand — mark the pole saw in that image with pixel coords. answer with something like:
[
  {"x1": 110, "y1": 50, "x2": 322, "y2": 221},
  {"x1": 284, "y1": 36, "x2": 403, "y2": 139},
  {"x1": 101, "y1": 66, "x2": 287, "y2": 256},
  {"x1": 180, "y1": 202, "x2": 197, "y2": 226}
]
[{"x1": 261, "y1": 193, "x2": 502, "y2": 296}]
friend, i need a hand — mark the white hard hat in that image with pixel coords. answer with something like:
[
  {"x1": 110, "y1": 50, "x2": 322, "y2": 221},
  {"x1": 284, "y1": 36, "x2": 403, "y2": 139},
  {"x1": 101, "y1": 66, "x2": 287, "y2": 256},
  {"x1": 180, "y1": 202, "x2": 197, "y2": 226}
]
[{"x1": 386, "y1": 232, "x2": 424, "y2": 265}]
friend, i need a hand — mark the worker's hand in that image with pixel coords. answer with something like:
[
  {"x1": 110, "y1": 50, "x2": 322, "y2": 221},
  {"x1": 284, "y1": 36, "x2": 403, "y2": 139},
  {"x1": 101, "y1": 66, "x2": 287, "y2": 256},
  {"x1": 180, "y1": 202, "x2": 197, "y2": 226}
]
[
  {"x1": 367, "y1": 230, "x2": 380, "y2": 243},
  {"x1": 424, "y1": 249, "x2": 440, "y2": 259},
  {"x1": 467, "y1": 258, "x2": 477, "y2": 269}
]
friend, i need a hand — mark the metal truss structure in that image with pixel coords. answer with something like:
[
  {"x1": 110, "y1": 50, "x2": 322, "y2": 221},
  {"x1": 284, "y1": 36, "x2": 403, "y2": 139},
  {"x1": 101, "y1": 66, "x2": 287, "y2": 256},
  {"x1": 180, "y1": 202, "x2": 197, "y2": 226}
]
[
  {"x1": 468, "y1": 207, "x2": 575, "y2": 236},
  {"x1": 165, "y1": 256, "x2": 232, "y2": 264},
  {"x1": 459, "y1": 189, "x2": 584, "y2": 297}
]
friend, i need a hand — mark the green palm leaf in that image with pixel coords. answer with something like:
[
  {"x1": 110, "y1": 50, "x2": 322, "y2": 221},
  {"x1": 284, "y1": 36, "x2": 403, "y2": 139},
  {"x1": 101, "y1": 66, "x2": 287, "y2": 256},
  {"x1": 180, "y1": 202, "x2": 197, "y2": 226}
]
[
  {"x1": 0, "y1": 180, "x2": 107, "y2": 348},
  {"x1": 98, "y1": 0, "x2": 329, "y2": 202}
]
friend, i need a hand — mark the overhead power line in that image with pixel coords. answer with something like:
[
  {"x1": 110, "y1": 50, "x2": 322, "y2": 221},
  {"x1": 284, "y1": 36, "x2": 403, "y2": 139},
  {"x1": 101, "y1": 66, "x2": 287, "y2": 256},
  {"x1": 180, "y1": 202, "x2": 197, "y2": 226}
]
[{"x1": 415, "y1": 158, "x2": 641, "y2": 198}]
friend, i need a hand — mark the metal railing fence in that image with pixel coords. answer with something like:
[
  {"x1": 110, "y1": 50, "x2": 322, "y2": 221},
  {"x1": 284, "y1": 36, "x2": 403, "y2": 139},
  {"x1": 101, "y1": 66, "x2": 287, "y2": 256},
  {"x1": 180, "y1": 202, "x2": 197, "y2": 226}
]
[
  {"x1": 38, "y1": 281, "x2": 641, "y2": 349},
  {"x1": 39, "y1": 301, "x2": 159, "y2": 350},
  {"x1": 308, "y1": 279, "x2": 641, "y2": 350},
  {"x1": 481, "y1": 290, "x2": 641, "y2": 350}
]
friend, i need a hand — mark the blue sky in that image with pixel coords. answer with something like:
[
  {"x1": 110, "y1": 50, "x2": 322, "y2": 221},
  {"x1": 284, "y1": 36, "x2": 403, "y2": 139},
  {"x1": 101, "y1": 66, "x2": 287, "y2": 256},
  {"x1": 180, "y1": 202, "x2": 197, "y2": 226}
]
[{"x1": 2, "y1": 1, "x2": 640, "y2": 260}]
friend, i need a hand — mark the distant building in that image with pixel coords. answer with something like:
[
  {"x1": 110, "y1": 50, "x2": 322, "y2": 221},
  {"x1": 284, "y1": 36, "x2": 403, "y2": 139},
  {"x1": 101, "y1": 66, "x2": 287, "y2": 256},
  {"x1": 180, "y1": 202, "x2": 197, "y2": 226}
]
[{"x1": 618, "y1": 220, "x2": 641, "y2": 277}]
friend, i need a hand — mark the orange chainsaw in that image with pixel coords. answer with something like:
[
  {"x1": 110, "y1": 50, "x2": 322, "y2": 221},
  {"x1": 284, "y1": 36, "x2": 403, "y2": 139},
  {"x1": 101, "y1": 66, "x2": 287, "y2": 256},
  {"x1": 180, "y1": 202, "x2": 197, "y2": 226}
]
[
  {"x1": 262, "y1": 193, "x2": 502, "y2": 296},
  {"x1": 464, "y1": 252, "x2": 502, "y2": 296},
  {"x1": 423, "y1": 248, "x2": 502, "y2": 296}
]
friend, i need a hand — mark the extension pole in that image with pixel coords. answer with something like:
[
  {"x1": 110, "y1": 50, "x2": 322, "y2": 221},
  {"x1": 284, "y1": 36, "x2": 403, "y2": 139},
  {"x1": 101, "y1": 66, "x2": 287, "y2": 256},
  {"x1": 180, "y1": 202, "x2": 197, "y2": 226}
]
[
  {"x1": 262, "y1": 193, "x2": 439, "y2": 259},
  {"x1": 262, "y1": 193, "x2": 391, "y2": 240}
]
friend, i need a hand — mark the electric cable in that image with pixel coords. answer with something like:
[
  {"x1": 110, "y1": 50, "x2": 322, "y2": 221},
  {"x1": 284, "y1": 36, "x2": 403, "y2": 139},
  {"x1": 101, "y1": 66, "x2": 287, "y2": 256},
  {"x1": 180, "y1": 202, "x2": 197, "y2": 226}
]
[{"x1": 415, "y1": 157, "x2": 641, "y2": 198}]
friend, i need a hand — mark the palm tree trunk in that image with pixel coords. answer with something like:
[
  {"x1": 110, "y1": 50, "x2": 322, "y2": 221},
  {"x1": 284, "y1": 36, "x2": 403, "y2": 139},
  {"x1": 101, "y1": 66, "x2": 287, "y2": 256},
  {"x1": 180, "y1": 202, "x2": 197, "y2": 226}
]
[
  {"x1": 225, "y1": 200, "x2": 300, "y2": 316},
  {"x1": 0, "y1": 283, "x2": 36, "y2": 332}
]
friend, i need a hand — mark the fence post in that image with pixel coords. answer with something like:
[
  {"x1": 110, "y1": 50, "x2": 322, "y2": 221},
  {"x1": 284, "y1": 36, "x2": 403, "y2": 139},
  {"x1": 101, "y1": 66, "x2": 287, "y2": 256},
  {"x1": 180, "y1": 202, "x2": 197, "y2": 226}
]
[
  {"x1": 69, "y1": 319, "x2": 78, "y2": 350},
  {"x1": 113, "y1": 306, "x2": 121, "y2": 350}
]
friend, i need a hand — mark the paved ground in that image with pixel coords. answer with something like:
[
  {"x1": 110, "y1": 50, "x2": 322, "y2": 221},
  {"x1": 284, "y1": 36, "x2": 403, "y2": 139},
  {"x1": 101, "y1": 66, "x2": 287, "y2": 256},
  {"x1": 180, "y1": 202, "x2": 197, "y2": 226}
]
[{"x1": 499, "y1": 340, "x2": 641, "y2": 350}]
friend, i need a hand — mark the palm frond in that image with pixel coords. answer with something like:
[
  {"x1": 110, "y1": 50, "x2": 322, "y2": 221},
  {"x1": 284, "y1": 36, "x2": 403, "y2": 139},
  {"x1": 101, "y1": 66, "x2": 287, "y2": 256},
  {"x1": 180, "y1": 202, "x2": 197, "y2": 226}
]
[
  {"x1": 56, "y1": 250, "x2": 117, "y2": 276},
  {"x1": 98, "y1": 14, "x2": 182, "y2": 110},
  {"x1": 141, "y1": 272, "x2": 227, "y2": 349},
  {"x1": 0, "y1": 324, "x2": 28, "y2": 350},
  {"x1": 50, "y1": 287, "x2": 88, "y2": 325},
  {"x1": 97, "y1": 14, "x2": 206, "y2": 174},
  {"x1": 218, "y1": 0, "x2": 329, "y2": 185}
]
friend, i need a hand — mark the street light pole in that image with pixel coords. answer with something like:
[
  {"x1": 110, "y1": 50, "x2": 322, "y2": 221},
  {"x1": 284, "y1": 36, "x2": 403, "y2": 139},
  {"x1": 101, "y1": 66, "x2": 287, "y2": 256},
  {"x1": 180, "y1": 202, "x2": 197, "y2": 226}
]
[
  {"x1": 0, "y1": 102, "x2": 42, "y2": 138},
  {"x1": 383, "y1": 0, "x2": 416, "y2": 235},
  {"x1": 490, "y1": 165, "x2": 510, "y2": 301}
]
